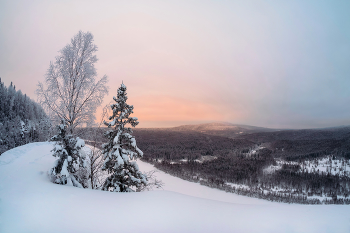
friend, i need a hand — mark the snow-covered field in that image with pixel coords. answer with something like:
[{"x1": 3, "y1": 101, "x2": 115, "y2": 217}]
[
  {"x1": 1, "y1": 143, "x2": 350, "y2": 233},
  {"x1": 263, "y1": 156, "x2": 350, "y2": 176}
]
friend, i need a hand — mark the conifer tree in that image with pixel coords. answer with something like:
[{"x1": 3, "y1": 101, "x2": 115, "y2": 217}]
[
  {"x1": 101, "y1": 83, "x2": 147, "y2": 192},
  {"x1": 49, "y1": 120, "x2": 87, "y2": 187},
  {"x1": 0, "y1": 81, "x2": 50, "y2": 155}
]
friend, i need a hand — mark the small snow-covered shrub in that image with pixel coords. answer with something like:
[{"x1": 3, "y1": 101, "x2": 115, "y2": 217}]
[{"x1": 49, "y1": 120, "x2": 88, "y2": 188}]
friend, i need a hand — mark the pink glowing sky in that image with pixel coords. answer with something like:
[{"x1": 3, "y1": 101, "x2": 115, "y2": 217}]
[{"x1": 1, "y1": 0, "x2": 350, "y2": 128}]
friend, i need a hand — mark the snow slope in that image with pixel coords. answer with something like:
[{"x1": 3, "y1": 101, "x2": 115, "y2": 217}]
[
  {"x1": 137, "y1": 159, "x2": 266, "y2": 205},
  {"x1": 0, "y1": 142, "x2": 350, "y2": 233}
]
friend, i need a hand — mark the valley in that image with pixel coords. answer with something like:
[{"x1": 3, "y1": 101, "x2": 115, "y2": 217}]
[{"x1": 77, "y1": 122, "x2": 350, "y2": 204}]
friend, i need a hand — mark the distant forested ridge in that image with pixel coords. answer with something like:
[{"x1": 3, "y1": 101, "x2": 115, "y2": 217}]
[{"x1": 0, "y1": 79, "x2": 51, "y2": 155}]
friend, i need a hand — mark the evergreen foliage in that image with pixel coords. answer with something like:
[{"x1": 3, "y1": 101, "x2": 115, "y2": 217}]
[
  {"x1": 49, "y1": 120, "x2": 87, "y2": 187},
  {"x1": 101, "y1": 83, "x2": 147, "y2": 192},
  {"x1": 0, "y1": 78, "x2": 50, "y2": 155}
]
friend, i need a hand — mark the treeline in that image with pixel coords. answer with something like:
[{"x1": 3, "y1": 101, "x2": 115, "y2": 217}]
[
  {"x1": 0, "y1": 79, "x2": 51, "y2": 155},
  {"x1": 133, "y1": 129, "x2": 255, "y2": 160},
  {"x1": 154, "y1": 166, "x2": 350, "y2": 204},
  {"x1": 77, "y1": 127, "x2": 256, "y2": 160},
  {"x1": 237, "y1": 128, "x2": 350, "y2": 161},
  {"x1": 264, "y1": 166, "x2": 350, "y2": 197},
  {"x1": 147, "y1": 148, "x2": 275, "y2": 184},
  {"x1": 151, "y1": 152, "x2": 350, "y2": 204}
]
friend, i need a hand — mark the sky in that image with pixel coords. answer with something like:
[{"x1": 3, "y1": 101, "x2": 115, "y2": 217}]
[{"x1": 1, "y1": 0, "x2": 350, "y2": 129}]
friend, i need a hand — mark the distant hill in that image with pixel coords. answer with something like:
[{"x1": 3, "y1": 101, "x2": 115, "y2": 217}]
[
  {"x1": 234, "y1": 127, "x2": 350, "y2": 160},
  {"x1": 170, "y1": 122, "x2": 277, "y2": 138},
  {"x1": 165, "y1": 122, "x2": 350, "y2": 160},
  {"x1": 236, "y1": 127, "x2": 350, "y2": 142}
]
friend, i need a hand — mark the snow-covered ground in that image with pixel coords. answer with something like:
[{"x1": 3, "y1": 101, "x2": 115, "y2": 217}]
[
  {"x1": 263, "y1": 160, "x2": 299, "y2": 174},
  {"x1": 263, "y1": 156, "x2": 350, "y2": 176},
  {"x1": 1, "y1": 142, "x2": 350, "y2": 233},
  {"x1": 300, "y1": 157, "x2": 350, "y2": 176},
  {"x1": 170, "y1": 155, "x2": 217, "y2": 164}
]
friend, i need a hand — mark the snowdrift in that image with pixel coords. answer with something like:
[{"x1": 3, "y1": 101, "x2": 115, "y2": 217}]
[{"x1": 0, "y1": 142, "x2": 349, "y2": 233}]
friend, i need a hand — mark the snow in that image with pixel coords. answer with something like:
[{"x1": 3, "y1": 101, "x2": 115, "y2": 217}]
[
  {"x1": 243, "y1": 145, "x2": 266, "y2": 157},
  {"x1": 0, "y1": 142, "x2": 350, "y2": 233},
  {"x1": 263, "y1": 157, "x2": 350, "y2": 177},
  {"x1": 116, "y1": 154, "x2": 124, "y2": 166},
  {"x1": 75, "y1": 137, "x2": 85, "y2": 149},
  {"x1": 226, "y1": 182, "x2": 251, "y2": 191},
  {"x1": 263, "y1": 163, "x2": 283, "y2": 174},
  {"x1": 175, "y1": 156, "x2": 217, "y2": 164},
  {"x1": 300, "y1": 157, "x2": 350, "y2": 176}
]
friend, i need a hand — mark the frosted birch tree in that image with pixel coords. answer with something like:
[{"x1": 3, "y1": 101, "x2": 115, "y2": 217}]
[
  {"x1": 101, "y1": 83, "x2": 147, "y2": 192},
  {"x1": 37, "y1": 31, "x2": 108, "y2": 134}
]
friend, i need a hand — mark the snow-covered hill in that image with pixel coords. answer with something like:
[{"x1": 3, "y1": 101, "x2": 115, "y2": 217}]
[{"x1": 0, "y1": 142, "x2": 349, "y2": 233}]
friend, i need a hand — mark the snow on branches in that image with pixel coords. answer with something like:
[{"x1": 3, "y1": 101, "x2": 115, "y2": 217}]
[
  {"x1": 37, "y1": 31, "x2": 108, "y2": 134},
  {"x1": 49, "y1": 120, "x2": 88, "y2": 188},
  {"x1": 101, "y1": 83, "x2": 147, "y2": 192}
]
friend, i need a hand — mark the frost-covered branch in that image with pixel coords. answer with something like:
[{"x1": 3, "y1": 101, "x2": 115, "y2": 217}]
[
  {"x1": 137, "y1": 170, "x2": 164, "y2": 192},
  {"x1": 36, "y1": 31, "x2": 108, "y2": 134}
]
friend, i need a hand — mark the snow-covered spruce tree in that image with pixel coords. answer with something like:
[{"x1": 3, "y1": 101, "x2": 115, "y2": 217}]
[
  {"x1": 49, "y1": 120, "x2": 88, "y2": 188},
  {"x1": 101, "y1": 83, "x2": 147, "y2": 192}
]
